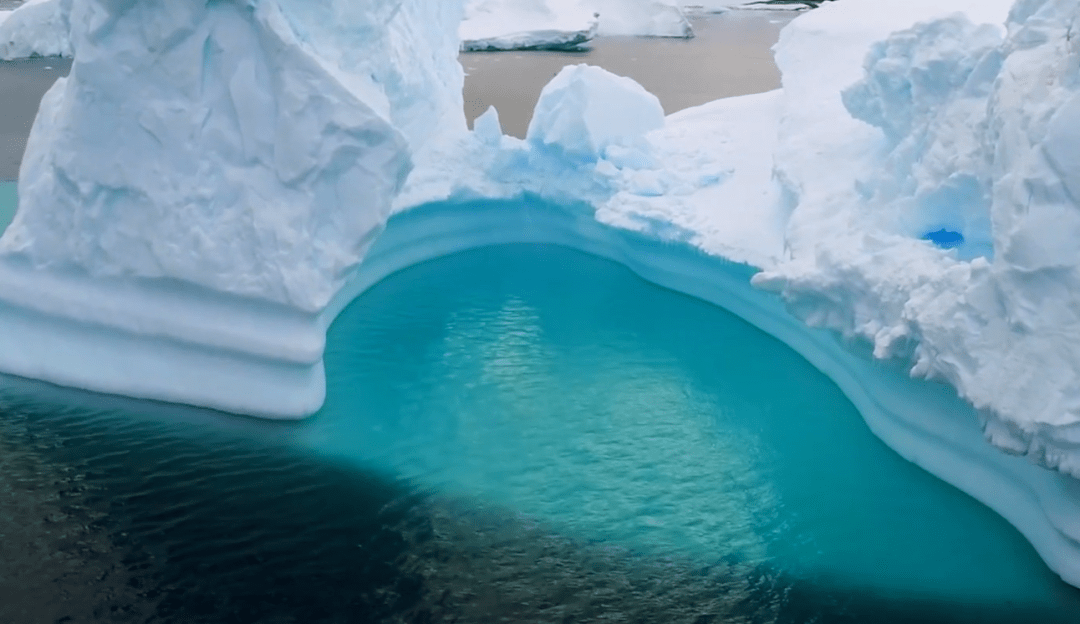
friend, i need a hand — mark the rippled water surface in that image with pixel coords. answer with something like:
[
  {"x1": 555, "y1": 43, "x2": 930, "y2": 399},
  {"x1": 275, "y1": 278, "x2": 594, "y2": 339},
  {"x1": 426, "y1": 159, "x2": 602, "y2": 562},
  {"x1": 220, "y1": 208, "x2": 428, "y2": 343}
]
[{"x1": 3, "y1": 243, "x2": 1080, "y2": 623}]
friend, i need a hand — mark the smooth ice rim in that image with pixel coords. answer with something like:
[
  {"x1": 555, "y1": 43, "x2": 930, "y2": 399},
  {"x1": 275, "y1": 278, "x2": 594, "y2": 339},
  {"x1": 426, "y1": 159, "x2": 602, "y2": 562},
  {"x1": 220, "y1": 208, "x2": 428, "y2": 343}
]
[{"x1": 0, "y1": 194, "x2": 1078, "y2": 587}]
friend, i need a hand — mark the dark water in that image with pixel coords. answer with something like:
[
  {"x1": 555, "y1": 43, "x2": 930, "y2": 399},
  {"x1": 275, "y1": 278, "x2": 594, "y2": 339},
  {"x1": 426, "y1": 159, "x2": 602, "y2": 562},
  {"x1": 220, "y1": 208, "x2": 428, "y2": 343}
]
[{"x1": 2, "y1": 243, "x2": 1079, "y2": 623}]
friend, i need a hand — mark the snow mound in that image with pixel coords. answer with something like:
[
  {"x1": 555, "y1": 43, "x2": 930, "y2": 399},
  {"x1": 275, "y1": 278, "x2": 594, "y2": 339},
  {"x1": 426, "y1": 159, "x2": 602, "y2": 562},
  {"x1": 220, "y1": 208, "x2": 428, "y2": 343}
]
[
  {"x1": 0, "y1": 0, "x2": 71, "y2": 60},
  {"x1": 398, "y1": 64, "x2": 785, "y2": 266}
]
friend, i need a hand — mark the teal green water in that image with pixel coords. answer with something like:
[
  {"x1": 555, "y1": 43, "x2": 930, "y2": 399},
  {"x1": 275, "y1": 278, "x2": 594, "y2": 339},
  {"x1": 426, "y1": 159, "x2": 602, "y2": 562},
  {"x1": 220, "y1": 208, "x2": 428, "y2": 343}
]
[
  {"x1": 310, "y1": 244, "x2": 1079, "y2": 617},
  {"x1": 0, "y1": 181, "x2": 15, "y2": 234}
]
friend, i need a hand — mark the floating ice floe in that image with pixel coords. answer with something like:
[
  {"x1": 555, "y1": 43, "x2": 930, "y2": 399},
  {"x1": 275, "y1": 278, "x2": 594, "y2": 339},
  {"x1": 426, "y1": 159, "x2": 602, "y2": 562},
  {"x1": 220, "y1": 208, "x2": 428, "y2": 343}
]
[{"x1": 460, "y1": 0, "x2": 599, "y2": 51}]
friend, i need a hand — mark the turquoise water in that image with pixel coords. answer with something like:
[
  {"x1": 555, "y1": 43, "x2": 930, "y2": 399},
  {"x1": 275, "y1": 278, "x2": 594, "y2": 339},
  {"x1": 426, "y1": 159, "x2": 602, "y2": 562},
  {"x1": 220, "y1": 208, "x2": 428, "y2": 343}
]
[
  {"x1": 1, "y1": 242, "x2": 1078, "y2": 622},
  {"x1": 312, "y1": 244, "x2": 1079, "y2": 617},
  {"x1": 0, "y1": 181, "x2": 15, "y2": 233}
]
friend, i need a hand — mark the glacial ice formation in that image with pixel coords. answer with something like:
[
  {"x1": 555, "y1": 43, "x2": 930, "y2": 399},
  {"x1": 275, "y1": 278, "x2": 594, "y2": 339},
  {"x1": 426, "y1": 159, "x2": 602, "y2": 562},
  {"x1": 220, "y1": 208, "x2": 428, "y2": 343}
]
[
  {"x1": 3, "y1": 0, "x2": 1080, "y2": 592},
  {"x1": 0, "y1": 0, "x2": 463, "y2": 416},
  {"x1": 0, "y1": 0, "x2": 71, "y2": 60},
  {"x1": 460, "y1": 0, "x2": 691, "y2": 50},
  {"x1": 460, "y1": 0, "x2": 599, "y2": 50}
]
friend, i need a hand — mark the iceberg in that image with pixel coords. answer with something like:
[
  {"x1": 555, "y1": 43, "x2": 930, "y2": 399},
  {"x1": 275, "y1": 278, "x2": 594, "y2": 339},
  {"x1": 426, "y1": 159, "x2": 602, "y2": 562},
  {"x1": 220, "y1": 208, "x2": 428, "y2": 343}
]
[
  {"x1": 0, "y1": 0, "x2": 71, "y2": 60},
  {"x1": 401, "y1": 0, "x2": 1080, "y2": 588},
  {"x1": 0, "y1": 0, "x2": 462, "y2": 416},
  {"x1": 460, "y1": 0, "x2": 691, "y2": 50},
  {"x1": 3, "y1": 0, "x2": 1080, "y2": 592}
]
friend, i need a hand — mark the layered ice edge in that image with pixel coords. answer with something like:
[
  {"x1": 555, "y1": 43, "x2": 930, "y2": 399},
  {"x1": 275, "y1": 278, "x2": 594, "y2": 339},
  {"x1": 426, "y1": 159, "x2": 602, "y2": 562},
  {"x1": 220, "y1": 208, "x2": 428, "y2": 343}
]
[{"x1": 2, "y1": 0, "x2": 1080, "y2": 587}]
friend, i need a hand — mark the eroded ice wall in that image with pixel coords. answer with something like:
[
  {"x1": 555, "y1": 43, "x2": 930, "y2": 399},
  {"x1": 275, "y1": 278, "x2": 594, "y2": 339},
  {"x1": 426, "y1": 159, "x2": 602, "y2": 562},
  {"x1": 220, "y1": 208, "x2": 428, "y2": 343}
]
[
  {"x1": 757, "y1": 0, "x2": 1080, "y2": 477},
  {"x1": 1, "y1": 0, "x2": 464, "y2": 312}
]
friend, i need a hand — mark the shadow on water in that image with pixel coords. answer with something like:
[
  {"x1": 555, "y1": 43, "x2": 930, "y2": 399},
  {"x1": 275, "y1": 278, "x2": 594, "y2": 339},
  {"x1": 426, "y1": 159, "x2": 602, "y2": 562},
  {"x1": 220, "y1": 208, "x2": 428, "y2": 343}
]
[{"x1": 0, "y1": 386, "x2": 783, "y2": 624}]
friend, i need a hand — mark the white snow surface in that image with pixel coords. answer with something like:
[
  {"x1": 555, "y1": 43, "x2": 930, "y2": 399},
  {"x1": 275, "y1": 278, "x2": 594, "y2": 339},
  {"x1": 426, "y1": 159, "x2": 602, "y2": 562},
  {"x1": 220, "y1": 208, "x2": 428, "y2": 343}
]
[
  {"x1": 754, "y1": 0, "x2": 1080, "y2": 478},
  {"x1": 0, "y1": 0, "x2": 71, "y2": 60},
  {"x1": 460, "y1": 0, "x2": 691, "y2": 49}
]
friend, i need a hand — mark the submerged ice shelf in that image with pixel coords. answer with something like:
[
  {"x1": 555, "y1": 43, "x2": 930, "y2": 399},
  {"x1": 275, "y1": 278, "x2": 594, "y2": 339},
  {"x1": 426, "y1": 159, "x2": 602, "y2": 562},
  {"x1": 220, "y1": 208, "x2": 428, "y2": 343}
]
[{"x1": 2, "y1": 0, "x2": 1080, "y2": 593}]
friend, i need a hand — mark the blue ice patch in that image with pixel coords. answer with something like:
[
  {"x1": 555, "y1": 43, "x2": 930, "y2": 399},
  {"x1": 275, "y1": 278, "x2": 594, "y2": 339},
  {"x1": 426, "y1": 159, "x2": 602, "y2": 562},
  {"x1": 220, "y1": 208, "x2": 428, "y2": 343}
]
[{"x1": 923, "y1": 229, "x2": 965, "y2": 249}]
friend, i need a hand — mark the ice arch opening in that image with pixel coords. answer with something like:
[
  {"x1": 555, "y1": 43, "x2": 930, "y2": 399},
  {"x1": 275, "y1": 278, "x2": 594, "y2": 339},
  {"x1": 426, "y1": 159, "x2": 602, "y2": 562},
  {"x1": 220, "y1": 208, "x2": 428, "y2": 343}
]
[{"x1": 1, "y1": 0, "x2": 1080, "y2": 595}]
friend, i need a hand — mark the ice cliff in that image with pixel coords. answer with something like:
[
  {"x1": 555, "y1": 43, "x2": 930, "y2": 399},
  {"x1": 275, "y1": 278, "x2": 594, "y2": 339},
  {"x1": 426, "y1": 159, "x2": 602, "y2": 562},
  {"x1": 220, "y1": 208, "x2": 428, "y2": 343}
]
[
  {"x1": 4, "y1": 0, "x2": 1080, "y2": 590},
  {"x1": 0, "y1": 0, "x2": 463, "y2": 415}
]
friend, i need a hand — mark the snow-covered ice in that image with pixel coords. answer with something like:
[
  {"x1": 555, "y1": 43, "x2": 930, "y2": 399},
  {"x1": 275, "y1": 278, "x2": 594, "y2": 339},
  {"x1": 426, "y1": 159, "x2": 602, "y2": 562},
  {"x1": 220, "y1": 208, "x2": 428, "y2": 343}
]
[
  {"x1": 586, "y1": 0, "x2": 692, "y2": 36},
  {"x1": 460, "y1": 0, "x2": 599, "y2": 50},
  {"x1": 0, "y1": 0, "x2": 463, "y2": 416}
]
